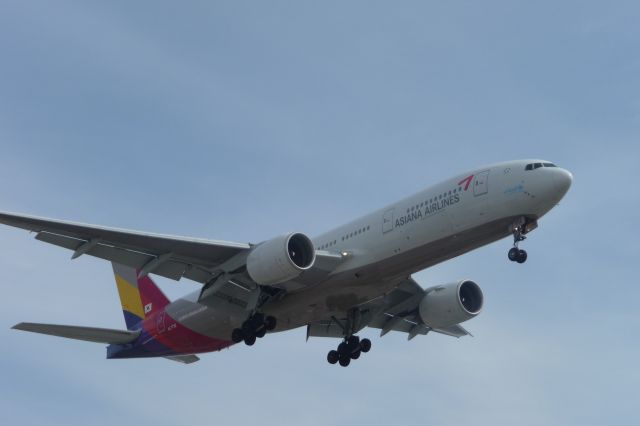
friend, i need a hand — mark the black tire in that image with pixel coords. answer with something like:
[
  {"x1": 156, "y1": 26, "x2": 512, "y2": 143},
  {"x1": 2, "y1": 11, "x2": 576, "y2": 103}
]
[
  {"x1": 244, "y1": 334, "x2": 256, "y2": 346},
  {"x1": 337, "y1": 342, "x2": 349, "y2": 356},
  {"x1": 517, "y1": 249, "x2": 528, "y2": 264},
  {"x1": 351, "y1": 349, "x2": 361, "y2": 360},
  {"x1": 508, "y1": 247, "x2": 520, "y2": 261},
  {"x1": 249, "y1": 313, "x2": 264, "y2": 330},
  {"x1": 255, "y1": 326, "x2": 267, "y2": 338},
  {"x1": 241, "y1": 321, "x2": 253, "y2": 334},
  {"x1": 347, "y1": 335, "x2": 360, "y2": 348},
  {"x1": 265, "y1": 316, "x2": 277, "y2": 331},
  {"x1": 360, "y1": 338, "x2": 372, "y2": 353},
  {"x1": 231, "y1": 328, "x2": 244, "y2": 343},
  {"x1": 327, "y1": 350, "x2": 339, "y2": 364},
  {"x1": 338, "y1": 355, "x2": 351, "y2": 367}
]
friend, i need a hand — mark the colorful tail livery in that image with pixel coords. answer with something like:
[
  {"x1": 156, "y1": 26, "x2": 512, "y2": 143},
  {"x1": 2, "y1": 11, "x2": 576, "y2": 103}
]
[
  {"x1": 112, "y1": 263, "x2": 170, "y2": 330},
  {"x1": 12, "y1": 263, "x2": 234, "y2": 364}
]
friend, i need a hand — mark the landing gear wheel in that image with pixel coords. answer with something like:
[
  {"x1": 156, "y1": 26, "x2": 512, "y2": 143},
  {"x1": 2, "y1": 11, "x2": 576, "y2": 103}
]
[
  {"x1": 231, "y1": 328, "x2": 244, "y2": 343},
  {"x1": 508, "y1": 247, "x2": 520, "y2": 262},
  {"x1": 337, "y1": 342, "x2": 349, "y2": 356},
  {"x1": 249, "y1": 313, "x2": 265, "y2": 330},
  {"x1": 264, "y1": 316, "x2": 277, "y2": 331},
  {"x1": 347, "y1": 335, "x2": 360, "y2": 347},
  {"x1": 516, "y1": 249, "x2": 528, "y2": 264},
  {"x1": 241, "y1": 321, "x2": 253, "y2": 335},
  {"x1": 338, "y1": 355, "x2": 351, "y2": 367},
  {"x1": 360, "y1": 338, "x2": 371, "y2": 353},
  {"x1": 350, "y1": 349, "x2": 361, "y2": 360},
  {"x1": 255, "y1": 327, "x2": 267, "y2": 338},
  {"x1": 244, "y1": 334, "x2": 256, "y2": 346},
  {"x1": 327, "y1": 350, "x2": 339, "y2": 364}
]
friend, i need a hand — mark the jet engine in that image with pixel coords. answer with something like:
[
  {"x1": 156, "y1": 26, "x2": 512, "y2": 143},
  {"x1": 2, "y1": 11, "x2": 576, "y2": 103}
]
[
  {"x1": 246, "y1": 232, "x2": 316, "y2": 286},
  {"x1": 418, "y1": 280, "x2": 483, "y2": 329}
]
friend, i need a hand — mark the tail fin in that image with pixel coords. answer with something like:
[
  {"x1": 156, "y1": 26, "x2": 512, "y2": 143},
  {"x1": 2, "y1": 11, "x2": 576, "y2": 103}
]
[{"x1": 111, "y1": 262, "x2": 170, "y2": 330}]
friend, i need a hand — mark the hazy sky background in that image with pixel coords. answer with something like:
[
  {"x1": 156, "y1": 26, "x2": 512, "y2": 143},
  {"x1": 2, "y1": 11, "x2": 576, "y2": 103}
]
[{"x1": 1, "y1": 1, "x2": 638, "y2": 425}]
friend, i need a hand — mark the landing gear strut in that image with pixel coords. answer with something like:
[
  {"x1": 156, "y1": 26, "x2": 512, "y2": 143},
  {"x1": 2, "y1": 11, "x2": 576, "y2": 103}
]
[
  {"x1": 327, "y1": 335, "x2": 372, "y2": 367},
  {"x1": 231, "y1": 313, "x2": 277, "y2": 346},
  {"x1": 508, "y1": 219, "x2": 535, "y2": 264}
]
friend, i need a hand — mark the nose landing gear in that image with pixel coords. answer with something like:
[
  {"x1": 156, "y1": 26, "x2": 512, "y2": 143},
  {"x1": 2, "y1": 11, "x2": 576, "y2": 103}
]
[
  {"x1": 508, "y1": 219, "x2": 536, "y2": 264},
  {"x1": 508, "y1": 246, "x2": 527, "y2": 264},
  {"x1": 231, "y1": 313, "x2": 277, "y2": 346},
  {"x1": 327, "y1": 336, "x2": 372, "y2": 367}
]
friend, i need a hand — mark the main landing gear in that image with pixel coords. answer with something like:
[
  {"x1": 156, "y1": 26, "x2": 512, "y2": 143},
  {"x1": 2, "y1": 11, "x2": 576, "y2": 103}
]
[
  {"x1": 508, "y1": 220, "x2": 532, "y2": 264},
  {"x1": 326, "y1": 336, "x2": 372, "y2": 367},
  {"x1": 231, "y1": 313, "x2": 277, "y2": 346}
]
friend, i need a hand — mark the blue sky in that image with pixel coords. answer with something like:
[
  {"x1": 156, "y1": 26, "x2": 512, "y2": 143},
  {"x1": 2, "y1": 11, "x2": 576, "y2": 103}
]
[{"x1": 1, "y1": 1, "x2": 638, "y2": 425}]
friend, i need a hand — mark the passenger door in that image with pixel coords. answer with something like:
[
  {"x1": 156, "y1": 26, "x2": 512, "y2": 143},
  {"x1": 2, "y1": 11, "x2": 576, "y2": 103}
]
[
  {"x1": 473, "y1": 170, "x2": 489, "y2": 196},
  {"x1": 382, "y1": 208, "x2": 394, "y2": 234}
]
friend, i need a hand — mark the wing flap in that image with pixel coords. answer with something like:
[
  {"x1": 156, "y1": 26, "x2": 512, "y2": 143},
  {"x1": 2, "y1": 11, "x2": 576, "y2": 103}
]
[
  {"x1": 12, "y1": 322, "x2": 140, "y2": 344},
  {"x1": 432, "y1": 324, "x2": 471, "y2": 338}
]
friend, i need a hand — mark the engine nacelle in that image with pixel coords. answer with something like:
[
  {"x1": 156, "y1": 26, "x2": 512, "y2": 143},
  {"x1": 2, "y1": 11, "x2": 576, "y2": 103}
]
[
  {"x1": 246, "y1": 232, "x2": 316, "y2": 286},
  {"x1": 418, "y1": 280, "x2": 483, "y2": 329}
]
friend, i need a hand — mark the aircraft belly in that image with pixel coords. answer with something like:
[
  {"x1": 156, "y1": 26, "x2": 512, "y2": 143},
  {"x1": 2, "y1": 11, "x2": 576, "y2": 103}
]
[
  {"x1": 159, "y1": 216, "x2": 522, "y2": 338},
  {"x1": 164, "y1": 298, "x2": 239, "y2": 340},
  {"x1": 262, "y1": 215, "x2": 520, "y2": 332}
]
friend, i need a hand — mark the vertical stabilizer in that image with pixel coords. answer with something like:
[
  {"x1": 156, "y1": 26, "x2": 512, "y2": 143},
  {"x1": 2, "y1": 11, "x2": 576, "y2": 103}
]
[{"x1": 111, "y1": 262, "x2": 170, "y2": 330}]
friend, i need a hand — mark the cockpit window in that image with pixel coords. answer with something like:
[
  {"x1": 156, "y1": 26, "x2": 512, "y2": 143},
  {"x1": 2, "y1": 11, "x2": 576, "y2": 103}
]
[{"x1": 526, "y1": 162, "x2": 557, "y2": 170}]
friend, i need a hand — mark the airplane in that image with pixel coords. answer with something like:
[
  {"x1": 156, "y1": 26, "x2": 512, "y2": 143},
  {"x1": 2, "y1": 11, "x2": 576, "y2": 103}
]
[{"x1": 2, "y1": 159, "x2": 572, "y2": 366}]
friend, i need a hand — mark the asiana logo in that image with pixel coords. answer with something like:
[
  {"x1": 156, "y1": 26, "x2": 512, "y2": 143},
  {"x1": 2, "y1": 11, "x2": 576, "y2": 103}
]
[{"x1": 393, "y1": 174, "x2": 474, "y2": 229}]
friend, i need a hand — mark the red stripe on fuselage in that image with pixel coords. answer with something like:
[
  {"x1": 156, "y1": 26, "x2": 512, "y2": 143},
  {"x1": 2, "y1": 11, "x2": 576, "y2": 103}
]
[{"x1": 140, "y1": 309, "x2": 233, "y2": 354}]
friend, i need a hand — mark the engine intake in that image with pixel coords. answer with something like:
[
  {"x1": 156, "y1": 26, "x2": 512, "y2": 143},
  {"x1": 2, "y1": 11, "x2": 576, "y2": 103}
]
[
  {"x1": 246, "y1": 232, "x2": 316, "y2": 286},
  {"x1": 418, "y1": 280, "x2": 483, "y2": 329}
]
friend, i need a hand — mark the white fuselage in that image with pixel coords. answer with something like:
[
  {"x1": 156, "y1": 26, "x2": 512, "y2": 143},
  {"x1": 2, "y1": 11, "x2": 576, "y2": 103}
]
[{"x1": 166, "y1": 160, "x2": 572, "y2": 340}]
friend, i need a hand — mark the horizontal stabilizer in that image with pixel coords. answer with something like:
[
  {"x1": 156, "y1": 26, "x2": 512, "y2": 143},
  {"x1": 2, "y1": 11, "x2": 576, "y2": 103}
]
[
  {"x1": 12, "y1": 322, "x2": 140, "y2": 344},
  {"x1": 164, "y1": 355, "x2": 200, "y2": 364}
]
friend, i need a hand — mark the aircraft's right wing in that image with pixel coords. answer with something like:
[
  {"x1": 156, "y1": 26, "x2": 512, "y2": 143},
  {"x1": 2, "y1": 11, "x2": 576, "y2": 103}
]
[
  {"x1": 0, "y1": 211, "x2": 251, "y2": 285},
  {"x1": 0, "y1": 212, "x2": 345, "y2": 294}
]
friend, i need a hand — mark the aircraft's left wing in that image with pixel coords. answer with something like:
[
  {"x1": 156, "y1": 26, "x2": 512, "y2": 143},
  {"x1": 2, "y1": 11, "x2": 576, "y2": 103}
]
[
  {"x1": 306, "y1": 277, "x2": 472, "y2": 340},
  {"x1": 0, "y1": 211, "x2": 250, "y2": 284}
]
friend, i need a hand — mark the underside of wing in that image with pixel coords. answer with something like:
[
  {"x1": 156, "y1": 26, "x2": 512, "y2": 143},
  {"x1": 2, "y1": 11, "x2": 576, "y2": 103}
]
[
  {"x1": 306, "y1": 277, "x2": 472, "y2": 341},
  {"x1": 0, "y1": 211, "x2": 251, "y2": 284}
]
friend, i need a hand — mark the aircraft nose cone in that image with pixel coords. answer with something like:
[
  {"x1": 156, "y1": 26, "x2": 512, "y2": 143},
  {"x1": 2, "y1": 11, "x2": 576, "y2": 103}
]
[{"x1": 553, "y1": 168, "x2": 573, "y2": 198}]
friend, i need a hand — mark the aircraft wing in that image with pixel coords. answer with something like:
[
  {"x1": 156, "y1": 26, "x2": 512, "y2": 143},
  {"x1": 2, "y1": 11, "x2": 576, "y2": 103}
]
[
  {"x1": 0, "y1": 211, "x2": 251, "y2": 284},
  {"x1": 306, "y1": 277, "x2": 472, "y2": 340}
]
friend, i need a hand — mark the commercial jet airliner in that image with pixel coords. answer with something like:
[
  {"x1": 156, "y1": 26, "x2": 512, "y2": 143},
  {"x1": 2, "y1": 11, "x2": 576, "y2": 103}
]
[{"x1": 2, "y1": 159, "x2": 571, "y2": 366}]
